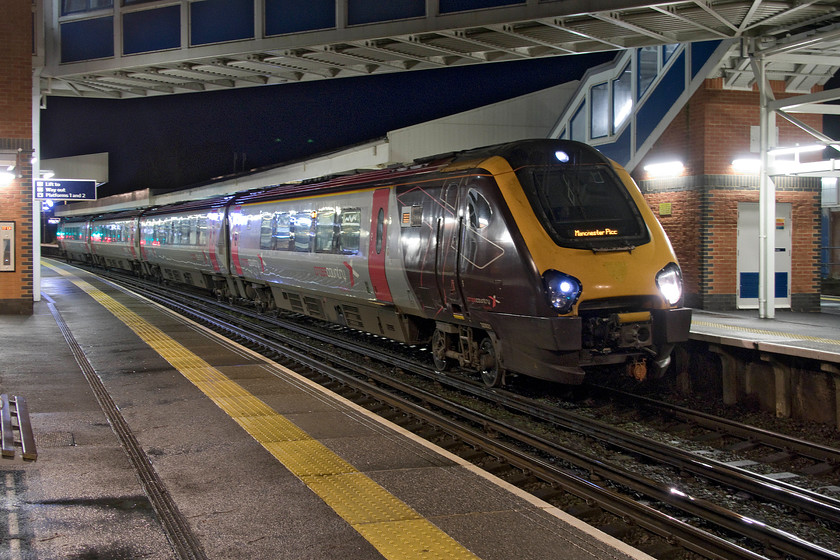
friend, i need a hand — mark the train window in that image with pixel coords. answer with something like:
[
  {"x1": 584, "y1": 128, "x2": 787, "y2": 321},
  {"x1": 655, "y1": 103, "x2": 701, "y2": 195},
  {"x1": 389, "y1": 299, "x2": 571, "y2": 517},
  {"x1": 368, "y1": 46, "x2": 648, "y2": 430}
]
[
  {"x1": 197, "y1": 217, "x2": 208, "y2": 246},
  {"x1": 273, "y1": 212, "x2": 291, "y2": 251},
  {"x1": 189, "y1": 217, "x2": 198, "y2": 245},
  {"x1": 518, "y1": 164, "x2": 648, "y2": 249},
  {"x1": 155, "y1": 222, "x2": 167, "y2": 246},
  {"x1": 314, "y1": 208, "x2": 337, "y2": 253},
  {"x1": 466, "y1": 189, "x2": 492, "y2": 230},
  {"x1": 259, "y1": 213, "x2": 273, "y2": 250},
  {"x1": 338, "y1": 208, "x2": 361, "y2": 255},
  {"x1": 292, "y1": 211, "x2": 312, "y2": 252},
  {"x1": 259, "y1": 211, "x2": 291, "y2": 251},
  {"x1": 180, "y1": 219, "x2": 192, "y2": 245},
  {"x1": 375, "y1": 208, "x2": 385, "y2": 254}
]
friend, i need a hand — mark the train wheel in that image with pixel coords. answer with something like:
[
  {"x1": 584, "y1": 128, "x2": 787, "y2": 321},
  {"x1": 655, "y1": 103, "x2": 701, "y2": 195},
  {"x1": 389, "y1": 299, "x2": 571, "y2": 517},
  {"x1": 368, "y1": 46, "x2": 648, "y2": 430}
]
[
  {"x1": 478, "y1": 337, "x2": 504, "y2": 388},
  {"x1": 431, "y1": 329, "x2": 450, "y2": 371}
]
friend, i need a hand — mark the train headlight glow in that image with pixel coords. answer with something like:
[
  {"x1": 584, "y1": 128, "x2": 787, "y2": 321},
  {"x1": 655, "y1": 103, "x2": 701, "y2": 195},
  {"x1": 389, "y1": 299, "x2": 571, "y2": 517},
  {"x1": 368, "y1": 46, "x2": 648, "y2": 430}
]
[
  {"x1": 555, "y1": 150, "x2": 570, "y2": 163},
  {"x1": 656, "y1": 263, "x2": 683, "y2": 305},
  {"x1": 543, "y1": 270, "x2": 581, "y2": 314}
]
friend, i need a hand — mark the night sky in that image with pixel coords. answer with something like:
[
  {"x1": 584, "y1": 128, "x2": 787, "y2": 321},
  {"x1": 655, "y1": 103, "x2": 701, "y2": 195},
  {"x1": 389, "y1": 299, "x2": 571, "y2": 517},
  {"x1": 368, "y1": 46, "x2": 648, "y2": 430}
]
[{"x1": 39, "y1": 52, "x2": 616, "y2": 197}]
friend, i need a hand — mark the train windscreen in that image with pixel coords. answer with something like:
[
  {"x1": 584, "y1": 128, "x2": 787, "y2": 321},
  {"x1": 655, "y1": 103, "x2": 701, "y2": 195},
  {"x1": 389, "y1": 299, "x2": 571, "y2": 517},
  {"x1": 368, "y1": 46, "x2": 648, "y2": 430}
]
[{"x1": 517, "y1": 164, "x2": 650, "y2": 251}]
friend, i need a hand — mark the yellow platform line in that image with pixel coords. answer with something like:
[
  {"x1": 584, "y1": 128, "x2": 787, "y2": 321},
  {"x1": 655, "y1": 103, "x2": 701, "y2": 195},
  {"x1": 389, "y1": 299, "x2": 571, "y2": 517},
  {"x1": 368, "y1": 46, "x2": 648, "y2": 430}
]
[
  {"x1": 692, "y1": 320, "x2": 840, "y2": 346},
  {"x1": 44, "y1": 261, "x2": 479, "y2": 560}
]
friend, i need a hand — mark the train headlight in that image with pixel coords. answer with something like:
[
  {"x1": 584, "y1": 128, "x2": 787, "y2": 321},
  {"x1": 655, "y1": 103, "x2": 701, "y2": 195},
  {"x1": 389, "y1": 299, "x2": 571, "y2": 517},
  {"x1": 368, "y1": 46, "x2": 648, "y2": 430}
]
[
  {"x1": 543, "y1": 270, "x2": 582, "y2": 314},
  {"x1": 656, "y1": 263, "x2": 683, "y2": 305}
]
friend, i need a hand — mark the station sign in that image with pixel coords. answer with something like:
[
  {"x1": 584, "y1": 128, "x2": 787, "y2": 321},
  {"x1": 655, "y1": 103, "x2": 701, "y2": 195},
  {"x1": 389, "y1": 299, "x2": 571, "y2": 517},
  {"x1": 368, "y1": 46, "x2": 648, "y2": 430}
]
[{"x1": 34, "y1": 179, "x2": 97, "y2": 201}]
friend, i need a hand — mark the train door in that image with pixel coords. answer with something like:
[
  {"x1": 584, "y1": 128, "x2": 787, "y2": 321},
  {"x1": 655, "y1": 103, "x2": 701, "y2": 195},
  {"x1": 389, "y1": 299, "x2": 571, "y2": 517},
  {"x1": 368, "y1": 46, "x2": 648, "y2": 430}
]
[
  {"x1": 736, "y1": 202, "x2": 792, "y2": 309},
  {"x1": 128, "y1": 219, "x2": 138, "y2": 261},
  {"x1": 229, "y1": 206, "x2": 244, "y2": 276},
  {"x1": 368, "y1": 188, "x2": 393, "y2": 303},
  {"x1": 435, "y1": 179, "x2": 466, "y2": 316}
]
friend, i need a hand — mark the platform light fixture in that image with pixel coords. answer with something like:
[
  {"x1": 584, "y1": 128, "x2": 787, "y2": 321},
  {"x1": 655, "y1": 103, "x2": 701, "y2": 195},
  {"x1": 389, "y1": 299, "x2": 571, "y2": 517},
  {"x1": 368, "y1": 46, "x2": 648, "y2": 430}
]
[
  {"x1": 644, "y1": 161, "x2": 684, "y2": 178},
  {"x1": 732, "y1": 158, "x2": 760, "y2": 173},
  {"x1": 0, "y1": 151, "x2": 17, "y2": 186}
]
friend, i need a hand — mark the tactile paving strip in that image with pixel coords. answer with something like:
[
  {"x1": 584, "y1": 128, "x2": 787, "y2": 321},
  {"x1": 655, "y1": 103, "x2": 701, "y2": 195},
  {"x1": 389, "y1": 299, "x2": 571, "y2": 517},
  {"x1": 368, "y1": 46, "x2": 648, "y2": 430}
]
[{"x1": 45, "y1": 262, "x2": 480, "y2": 560}]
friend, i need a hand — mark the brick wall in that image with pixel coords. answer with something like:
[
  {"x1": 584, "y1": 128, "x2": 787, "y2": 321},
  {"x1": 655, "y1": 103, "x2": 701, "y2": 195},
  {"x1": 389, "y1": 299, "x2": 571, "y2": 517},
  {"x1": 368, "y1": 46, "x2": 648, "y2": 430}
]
[
  {"x1": 0, "y1": 0, "x2": 34, "y2": 314},
  {"x1": 637, "y1": 79, "x2": 823, "y2": 312}
]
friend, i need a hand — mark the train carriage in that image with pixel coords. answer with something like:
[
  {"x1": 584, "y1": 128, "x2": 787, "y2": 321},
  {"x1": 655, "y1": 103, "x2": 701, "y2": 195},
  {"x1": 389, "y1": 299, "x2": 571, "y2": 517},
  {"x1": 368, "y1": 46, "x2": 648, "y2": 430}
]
[
  {"x1": 89, "y1": 209, "x2": 144, "y2": 274},
  {"x1": 227, "y1": 171, "x2": 427, "y2": 339},
  {"x1": 56, "y1": 216, "x2": 92, "y2": 264},
  {"x1": 138, "y1": 196, "x2": 233, "y2": 292}
]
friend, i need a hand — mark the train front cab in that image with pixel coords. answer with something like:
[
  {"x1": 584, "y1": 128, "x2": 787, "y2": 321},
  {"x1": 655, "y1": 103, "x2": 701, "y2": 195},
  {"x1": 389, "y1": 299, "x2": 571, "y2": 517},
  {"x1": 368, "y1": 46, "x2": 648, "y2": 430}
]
[
  {"x1": 398, "y1": 140, "x2": 692, "y2": 386},
  {"x1": 489, "y1": 140, "x2": 692, "y2": 383}
]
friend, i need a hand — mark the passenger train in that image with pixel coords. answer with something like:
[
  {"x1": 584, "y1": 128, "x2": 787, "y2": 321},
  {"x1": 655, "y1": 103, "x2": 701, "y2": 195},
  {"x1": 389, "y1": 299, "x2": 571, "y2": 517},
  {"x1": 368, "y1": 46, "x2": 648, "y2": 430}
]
[{"x1": 57, "y1": 139, "x2": 692, "y2": 387}]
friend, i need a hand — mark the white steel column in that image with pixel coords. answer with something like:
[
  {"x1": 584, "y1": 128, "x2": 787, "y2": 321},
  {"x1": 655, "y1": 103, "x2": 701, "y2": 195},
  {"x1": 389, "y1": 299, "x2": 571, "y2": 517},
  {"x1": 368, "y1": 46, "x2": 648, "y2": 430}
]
[
  {"x1": 756, "y1": 56, "x2": 776, "y2": 319},
  {"x1": 31, "y1": 77, "x2": 41, "y2": 303},
  {"x1": 32, "y1": 0, "x2": 44, "y2": 303}
]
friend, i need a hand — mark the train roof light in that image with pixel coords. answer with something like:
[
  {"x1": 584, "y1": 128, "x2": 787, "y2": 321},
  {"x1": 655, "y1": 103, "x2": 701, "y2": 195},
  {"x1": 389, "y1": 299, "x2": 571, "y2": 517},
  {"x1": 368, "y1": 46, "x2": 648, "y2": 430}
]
[{"x1": 555, "y1": 150, "x2": 570, "y2": 163}]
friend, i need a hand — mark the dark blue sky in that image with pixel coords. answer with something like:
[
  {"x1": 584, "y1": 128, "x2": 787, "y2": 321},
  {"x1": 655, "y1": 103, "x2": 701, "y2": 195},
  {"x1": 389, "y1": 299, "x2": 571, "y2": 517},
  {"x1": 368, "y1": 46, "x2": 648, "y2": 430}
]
[{"x1": 40, "y1": 52, "x2": 615, "y2": 197}]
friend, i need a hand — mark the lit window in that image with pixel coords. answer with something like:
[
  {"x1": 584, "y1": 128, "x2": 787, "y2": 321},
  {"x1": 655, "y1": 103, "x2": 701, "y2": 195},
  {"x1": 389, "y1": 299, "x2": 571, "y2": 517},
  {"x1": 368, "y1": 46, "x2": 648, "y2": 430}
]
[
  {"x1": 613, "y1": 63, "x2": 632, "y2": 132},
  {"x1": 638, "y1": 46, "x2": 658, "y2": 99},
  {"x1": 570, "y1": 102, "x2": 587, "y2": 143},
  {"x1": 590, "y1": 82, "x2": 609, "y2": 139}
]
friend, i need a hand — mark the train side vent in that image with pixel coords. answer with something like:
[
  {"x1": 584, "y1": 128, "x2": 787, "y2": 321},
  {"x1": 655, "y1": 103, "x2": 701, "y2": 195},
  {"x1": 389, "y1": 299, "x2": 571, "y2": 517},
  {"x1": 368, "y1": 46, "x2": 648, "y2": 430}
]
[
  {"x1": 304, "y1": 296, "x2": 325, "y2": 319},
  {"x1": 341, "y1": 305, "x2": 365, "y2": 329},
  {"x1": 287, "y1": 293, "x2": 305, "y2": 314}
]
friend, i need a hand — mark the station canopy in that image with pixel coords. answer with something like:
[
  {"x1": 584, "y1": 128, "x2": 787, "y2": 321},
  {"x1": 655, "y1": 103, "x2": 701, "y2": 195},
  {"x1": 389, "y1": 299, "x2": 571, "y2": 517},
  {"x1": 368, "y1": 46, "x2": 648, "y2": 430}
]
[{"x1": 40, "y1": 1, "x2": 840, "y2": 100}]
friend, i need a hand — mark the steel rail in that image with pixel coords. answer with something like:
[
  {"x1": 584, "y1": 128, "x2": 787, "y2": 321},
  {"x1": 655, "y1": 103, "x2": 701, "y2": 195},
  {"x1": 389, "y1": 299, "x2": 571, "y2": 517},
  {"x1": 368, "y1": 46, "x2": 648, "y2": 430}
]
[{"x1": 600, "y1": 386, "x2": 840, "y2": 466}]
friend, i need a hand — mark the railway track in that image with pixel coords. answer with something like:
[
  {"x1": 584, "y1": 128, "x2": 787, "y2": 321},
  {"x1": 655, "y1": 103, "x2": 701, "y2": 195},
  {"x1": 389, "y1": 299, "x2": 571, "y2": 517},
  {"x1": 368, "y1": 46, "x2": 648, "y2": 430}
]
[{"x1": 90, "y1": 267, "x2": 840, "y2": 560}]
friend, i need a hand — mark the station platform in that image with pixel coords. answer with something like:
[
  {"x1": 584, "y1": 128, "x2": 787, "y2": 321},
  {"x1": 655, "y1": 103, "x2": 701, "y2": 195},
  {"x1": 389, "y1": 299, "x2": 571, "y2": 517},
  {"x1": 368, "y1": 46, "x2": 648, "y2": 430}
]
[
  {"x1": 0, "y1": 259, "x2": 653, "y2": 560},
  {"x1": 690, "y1": 299, "x2": 840, "y2": 364}
]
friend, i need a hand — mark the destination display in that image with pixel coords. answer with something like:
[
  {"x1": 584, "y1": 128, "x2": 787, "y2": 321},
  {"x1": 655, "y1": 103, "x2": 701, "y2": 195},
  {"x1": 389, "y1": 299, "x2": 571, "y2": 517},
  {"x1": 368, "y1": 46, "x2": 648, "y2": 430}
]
[{"x1": 34, "y1": 179, "x2": 97, "y2": 200}]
